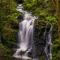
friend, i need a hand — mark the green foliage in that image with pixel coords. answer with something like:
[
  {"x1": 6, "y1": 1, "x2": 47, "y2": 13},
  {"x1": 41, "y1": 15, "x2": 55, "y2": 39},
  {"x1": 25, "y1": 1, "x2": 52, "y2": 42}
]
[
  {"x1": 46, "y1": 16, "x2": 57, "y2": 23},
  {"x1": 23, "y1": 0, "x2": 57, "y2": 24},
  {"x1": 52, "y1": 38, "x2": 60, "y2": 60},
  {"x1": 0, "y1": 0, "x2": 19, "y2": 46},
  {"x1": 0, "y1": 0, "x2": 19, "y2": 59},
  {"x1": 0, "y1": 43, "x2": 12, "y2": 60}
]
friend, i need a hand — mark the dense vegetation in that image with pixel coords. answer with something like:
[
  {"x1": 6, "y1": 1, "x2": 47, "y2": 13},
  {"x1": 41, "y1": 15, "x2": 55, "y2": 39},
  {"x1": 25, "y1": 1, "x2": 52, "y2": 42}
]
[
  {"x1": 0, "y1": 0, "x2": 60, "y2": 60},
  {"x1": 0, "y1": 0, "x2": 19, "y2": 60}
]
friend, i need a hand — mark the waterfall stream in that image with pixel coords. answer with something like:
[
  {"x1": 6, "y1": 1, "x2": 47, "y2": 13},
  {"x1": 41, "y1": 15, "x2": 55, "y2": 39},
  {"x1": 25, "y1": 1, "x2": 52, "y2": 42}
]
[
  {"x1": 13, "y1": 4, "x2": 53, "y2": 60},
  {"x1": 44, "y1": 25, "x2": 53, "y2": 60}
]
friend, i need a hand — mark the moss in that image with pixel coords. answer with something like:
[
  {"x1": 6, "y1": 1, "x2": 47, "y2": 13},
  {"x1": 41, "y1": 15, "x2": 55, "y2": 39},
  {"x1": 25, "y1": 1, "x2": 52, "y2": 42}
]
[{"x1": 0, "y1": 43, "x2": 12, "y2": 60}]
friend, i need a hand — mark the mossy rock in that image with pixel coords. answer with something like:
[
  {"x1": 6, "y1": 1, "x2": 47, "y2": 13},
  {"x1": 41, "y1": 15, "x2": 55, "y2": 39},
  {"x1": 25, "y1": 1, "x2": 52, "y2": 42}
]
[{"x1": 0, "y1": 43, "x2": 13, "y2": 60}]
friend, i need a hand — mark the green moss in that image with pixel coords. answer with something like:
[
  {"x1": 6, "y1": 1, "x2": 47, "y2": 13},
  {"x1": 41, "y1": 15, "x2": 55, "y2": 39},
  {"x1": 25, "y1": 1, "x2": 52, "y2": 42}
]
[{"x1": 0, "y1": 43, "x2": 12, "y2": 60}]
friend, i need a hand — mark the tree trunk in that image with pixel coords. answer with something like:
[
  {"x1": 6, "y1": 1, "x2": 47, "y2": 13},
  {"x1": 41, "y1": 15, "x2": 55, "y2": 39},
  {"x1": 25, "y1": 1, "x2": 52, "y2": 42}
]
[
  {"x1": 56, "y1": 0, "x2": 60, "y2": 39},
  {"x1": 52, "y1": 0, "x2": 60, "y2": 40}
]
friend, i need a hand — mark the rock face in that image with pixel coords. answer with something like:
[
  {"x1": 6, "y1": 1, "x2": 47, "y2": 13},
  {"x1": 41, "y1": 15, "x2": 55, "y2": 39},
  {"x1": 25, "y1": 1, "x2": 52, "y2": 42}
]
[
  {"x1": 34, "y1": 20, "x2": 46, "y2": 56},
  {"x1": 34, "y1": 20, "x2": 52, "y2": 60},
  {"x1": 16, "y1": 0, "x2": 24, "y2": 4}
]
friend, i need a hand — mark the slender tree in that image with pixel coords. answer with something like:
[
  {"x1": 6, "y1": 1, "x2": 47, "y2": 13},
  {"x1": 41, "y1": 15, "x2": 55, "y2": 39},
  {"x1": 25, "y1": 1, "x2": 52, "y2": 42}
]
[{"x1": 52, "y1": 0, "x2": 60, "y2": 39}]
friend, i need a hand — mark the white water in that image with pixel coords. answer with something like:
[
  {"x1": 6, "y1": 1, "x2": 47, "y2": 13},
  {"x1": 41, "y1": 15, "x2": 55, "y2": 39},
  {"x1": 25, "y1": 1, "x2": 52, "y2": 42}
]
[
  {"x1": 44, "y1": 25, "x2": 53, "y2": 60},
  {"x1": 13, "y1": 4, "x2": 37, "y2": 60}
]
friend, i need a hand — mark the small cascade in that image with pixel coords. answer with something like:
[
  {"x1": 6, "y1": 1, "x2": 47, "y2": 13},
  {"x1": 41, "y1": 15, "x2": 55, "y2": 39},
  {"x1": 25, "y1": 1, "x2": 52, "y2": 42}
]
[{"x1": 44, "y1": 25, "x2": 53, "y2": 60}]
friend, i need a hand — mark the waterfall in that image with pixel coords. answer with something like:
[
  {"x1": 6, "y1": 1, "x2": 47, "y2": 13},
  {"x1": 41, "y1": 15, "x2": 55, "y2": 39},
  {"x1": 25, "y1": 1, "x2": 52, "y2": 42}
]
[
  {"x1": 44, "y1": 25, "x2": 53, "y2": 60},
  {"x1": 13, "y1": 4, "x2": 53, "y2": 60},
  {"x1": 13, "y1": 4, "x2": 37, "y2": 60}
]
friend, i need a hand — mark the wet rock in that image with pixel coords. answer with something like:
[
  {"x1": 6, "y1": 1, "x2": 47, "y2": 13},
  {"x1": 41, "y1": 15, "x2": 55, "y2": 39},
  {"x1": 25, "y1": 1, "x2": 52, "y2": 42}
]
[{"x1": 16, "y1": 0, "x2": 24, "y2": 4}]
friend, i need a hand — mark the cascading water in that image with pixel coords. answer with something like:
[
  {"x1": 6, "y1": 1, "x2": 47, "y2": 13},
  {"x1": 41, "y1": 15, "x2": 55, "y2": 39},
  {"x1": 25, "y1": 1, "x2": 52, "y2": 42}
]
[
  {"x1": 13, "y1": 4, "x2": 53, "y2": 60},
  {"x1": 44, "y1": 25, "x2": 53, "y2": 60},
  {"x1": 13, "y1": 4, "x2": 37, "y2": 60}
]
